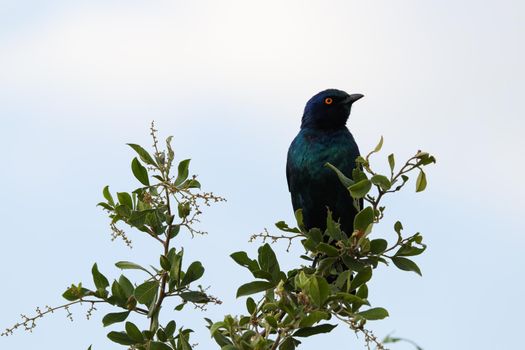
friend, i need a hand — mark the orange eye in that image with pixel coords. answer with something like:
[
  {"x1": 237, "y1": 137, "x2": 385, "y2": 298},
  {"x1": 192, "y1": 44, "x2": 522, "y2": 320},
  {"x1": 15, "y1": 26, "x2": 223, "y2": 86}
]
[{"x1": 324, "y1": 97, "x2": 333, "y2": 105}]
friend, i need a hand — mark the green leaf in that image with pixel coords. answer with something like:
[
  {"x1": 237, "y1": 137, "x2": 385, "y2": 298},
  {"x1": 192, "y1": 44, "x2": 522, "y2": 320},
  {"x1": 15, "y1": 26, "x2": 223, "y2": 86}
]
[
  {"x1": 415, "y1": 151, "x2": 437, "y2": 166},
  {"x1": 302, "y1": 238, "x2": 317, "y2": 251},
  {"x1": 102, "y1": 186, "x2": 115, "y2": 206},
  {"x1": 317, "y1": 257, "x2": 337, "y2": 276},
  {"x1": 306, "y1": 228, "x2": 323, "y2": 244},
  {"x1": 178, "y1": 330, "x2": 192, "y2": 350},
  {"x1": 125, "y1": 322, "x2": 144, "y2": 343},
  {"x1": 388, "y1": 153, "x2": 395, "y2": 173},
  {"x1": 166, "y1": 136, "x2": 175, "y2": 166},
  {"x1": 294, "y1": 209, "x2": 305, "y2": 231},
  {"x1": 212, "y1": 330, "x2": 232, "y2": 348},
  {"x1": 306, "y1": 277, "x2": 329, "y2": 306},
  {"x1": 356, "y1": 284, "x2": 368, "y2": 299},
  {"x1": 394, "y1": 221, "x2": 403, "y2": 235},
  {"x1": 168, "y1": 248, "x2": 184, "y2": 286},
  {"x1": 168, "y1": 224, "x2": 180, "y2": 239},
  {"x1": 115, "y1": 261, "x2": 152, "y2": 276},
  {"x1": 325, "y1": 162, "x2": 354, "y2": 187},
  {"x1": 127, "y1": 143, "x2": 157, "y2": 166},
  {"x1": 351, "y1": 266, "x2": 372, "y2": 291},
  {"x1": 127, "y1": 209, "x2": 153, "y2": 228},
  {"x1": 372, "y1": 136, "x2": 384, "y2": 153},
  {"x1": 117, "y1": 192, "x2": 133, "y2": 209},
  {"x1": 293, "y1": 271, "x2": 309, "y2": 290},
  {"x1": 353, "y1": 207, "x2": 374, "y2": 232},
  {"x1": 180, "y1": 291, "x2": 209, "y2": 303},
  {"x1": 169, "y1": 251, "x2": 183, "y2": 286},
  {"x1": 352, "y1": 166, "x2": 368, "y2": 182},
  {"x1": 92, "y1": 263, "x2": 109, "y2": 290},
  {"x1": 102, "y1": 311, "x2": 130, "y2": 327},
  {"x1": 395, "y1": 244, "x2": 426, "y2": 257},
  {"x1": 134, "y1": 281, "x2": 159, "y2": 305},
  {"x1": 415, "y1": 170, "x2": 427, "y2": 192},
  {"x1": 265, "y1": 316, "x2": 278, "y2": 328},
  {"x1": 209, "y1": 321, "x2": 226, "y2": 336},
  {"x1": 165, "y1": 320, "x2": 176, "y2": 338},
  {"x1": 258, "y1": 244, "x2": 278, "y2": 272},
  {"x1": 293, "y1": 324, "x2": 337, "y2": 337},
  {"x1": 62, "y1": 284, "x2": 91, "y2": 301},
  {"x1": 157, "y1": 328, "x2": 167, "y2": 342},
  {"x1": 177, "y1": 202, "x2": 191, "y2": 218},
  {"x1": 315, "y1": 243, "x2": 339, "y2": 257},
  {"x1": 62, "y1": 288, "x2": 78, "y2": 301},
  {"x1": 114, "y1": 204, "x2": 131, "y2": 218},
  {"x1": 230, "y1": 252, "x2": 259, "y2": 272},
  {"x1": 298, "y1": 311, "x2": 330, "y2": 328},
  {"x1": 150, "y1": 341, "x2": 172, "y2": 350},
  {"x1": 370, "y1": 239, "x2": 388, "y2": 254},
  {"x1": 246, "y1": 297, "x2": 256, "y2": 314},
  {"x1": 356, "y1": 307, "x2": 389, "y2": 320},
  {"x1": 262, "y1": 302, "x2": 278, "y2": 312},
  {"x1": 275, "y1": 221, "x2": 301, "y2": 233},
  {"x1": 333, "y1": 270, "x2": 352, "y2": 290},
  {"x1": 279, "y1": 337, "x2": 300, "y2": 350},
  {"x1": 392, "y1": 257, "x2": 422, "y2": 276},
  {"x1": 107, "y1": 331, "x2": 135, "y2": 346},
  {"x1": 236, "y1": 281, "x2": 275, "y2": 298},
  {"x1": 160, "y1": 255, "x2": 171, "y2": 271},
  {"x1": 181, "y1": 178, "x2": 201, "y2": 189},
  {"x1": 371, "y1": 174, "x2": 391, "y2": 191},
  {"x1": 97, "y1": 202, "x2": 113, "y2": 211},
  {"x1": 131, "y1": 157, "x2": 150, "y2": 186},
  {"x1": 251, "y1": 269, "x2": 274, "y2": 281},
  {"x1": 330, "y1": 292, "x2": 369, "y2": 307},
  {"x1": 220, "y1": 346, "x2": 237, "y2": 350},
  {"x1": 325, "y1": 210, "x2": 344, "y2": 240},
  {"x1": 342, "y1": 256, "x2": 365, "y2": 272},
  {"x1": 118, "y1": 275, "x2": 135, "y2": 298},
  {"x1": 146, "y1": 210, "x2": 164, "y2": 233},
  {"x1": 181, "y1": 261, "x2": 204, "y2": 286},
  {"x1": 174, "y1": 159, "x2": 191, "y2": 186},
  {"x1": 348, "y1": 179, "x2": 372, "y2": 199},
  {"x1": 258, "y1": 244, "x2": 281, "y2": 282},
  {"x1": 110, "y1": 280, "x2": 127, "y2": 303}
]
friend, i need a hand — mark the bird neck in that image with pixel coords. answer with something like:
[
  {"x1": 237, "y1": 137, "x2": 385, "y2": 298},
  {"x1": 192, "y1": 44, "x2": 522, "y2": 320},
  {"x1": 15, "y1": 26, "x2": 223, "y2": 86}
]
[{"x1": 300, "y1": 125, "x2": 348, "y2": 134}]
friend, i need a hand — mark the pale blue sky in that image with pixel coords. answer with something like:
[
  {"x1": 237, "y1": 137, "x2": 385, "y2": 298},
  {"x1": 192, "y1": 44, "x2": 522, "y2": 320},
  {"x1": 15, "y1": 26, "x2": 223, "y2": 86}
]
[{"x1": 1, "y1": 1, "x2": 523, "y2": 349}]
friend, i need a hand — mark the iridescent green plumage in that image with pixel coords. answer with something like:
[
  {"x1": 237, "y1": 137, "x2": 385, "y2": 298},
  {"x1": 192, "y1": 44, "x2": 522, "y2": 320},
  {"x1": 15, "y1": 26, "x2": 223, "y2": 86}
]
[{"x1": 286, "y1": 89, "x2": 363, "y2": 235}]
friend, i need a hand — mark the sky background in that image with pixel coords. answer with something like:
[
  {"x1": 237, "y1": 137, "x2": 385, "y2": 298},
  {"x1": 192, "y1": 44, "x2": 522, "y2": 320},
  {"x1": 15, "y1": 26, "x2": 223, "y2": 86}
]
[{"x1": 0, "y1": 1, "x2": 523, "y2": 349}]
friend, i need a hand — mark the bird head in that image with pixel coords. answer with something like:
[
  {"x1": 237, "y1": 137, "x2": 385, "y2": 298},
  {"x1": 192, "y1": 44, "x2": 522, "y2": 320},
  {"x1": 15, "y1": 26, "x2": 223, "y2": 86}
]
[{"x1": 301, "y1": 89, "x2": 364, "y2": 129}]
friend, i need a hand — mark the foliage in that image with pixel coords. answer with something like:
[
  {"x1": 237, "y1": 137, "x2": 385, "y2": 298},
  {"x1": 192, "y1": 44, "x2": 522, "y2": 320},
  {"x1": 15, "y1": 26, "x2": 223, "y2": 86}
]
[
  {"x1": 1, "y1": 123, "x2": 225, "y2": 349},
  {"x1": 211, "y1": 136, "x2": 435, "y2": 350},
  {"x1": 2, "y1": 129, "x2": 434, "y2": 350}
]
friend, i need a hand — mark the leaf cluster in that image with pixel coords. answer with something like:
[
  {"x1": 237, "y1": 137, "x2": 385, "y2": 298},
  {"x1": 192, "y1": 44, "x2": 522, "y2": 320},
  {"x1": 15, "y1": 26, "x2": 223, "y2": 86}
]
[
  {"x1": 209, "y1": 137, "x2": 435, "y2": 350},
  {"x1": 2, "y1": 131, "x2": 433, "y2": 350},
  {"x1": 12, "y1": 123, "x2": 225, "y2": 349}
]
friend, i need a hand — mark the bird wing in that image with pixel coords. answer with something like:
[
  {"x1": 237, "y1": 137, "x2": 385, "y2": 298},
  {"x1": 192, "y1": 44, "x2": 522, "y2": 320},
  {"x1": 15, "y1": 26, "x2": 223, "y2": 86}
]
[
  {"x1": 286, "y1": 129, "x2": 361, "y2": 233},
  {"x1": 286, "y1": 136, "x2": 304, "y2": 211}
]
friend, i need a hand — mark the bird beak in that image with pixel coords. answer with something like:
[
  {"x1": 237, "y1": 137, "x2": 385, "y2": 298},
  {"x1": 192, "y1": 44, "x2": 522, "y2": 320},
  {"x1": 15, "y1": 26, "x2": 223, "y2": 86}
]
[{"x1": 344, "y1": 94, "x2": 364, "y2": 104}]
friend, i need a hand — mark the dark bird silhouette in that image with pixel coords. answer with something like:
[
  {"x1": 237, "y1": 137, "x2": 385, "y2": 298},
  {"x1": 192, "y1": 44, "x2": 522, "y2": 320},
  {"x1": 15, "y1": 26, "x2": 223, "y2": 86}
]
[{"x1": 286, "y1": 89, "x2": 363, "y2": 236}]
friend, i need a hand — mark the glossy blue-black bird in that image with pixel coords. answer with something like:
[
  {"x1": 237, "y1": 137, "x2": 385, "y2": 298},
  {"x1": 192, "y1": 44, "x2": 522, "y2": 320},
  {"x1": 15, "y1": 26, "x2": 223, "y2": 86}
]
[{"x1": 286, "y1": 89, "x2": 364, "y2": 236}]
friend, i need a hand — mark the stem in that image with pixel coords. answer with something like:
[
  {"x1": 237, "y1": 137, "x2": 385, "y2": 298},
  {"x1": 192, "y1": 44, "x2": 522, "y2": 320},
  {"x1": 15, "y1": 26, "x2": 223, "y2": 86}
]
[
  {"x1": 149, "y1": 169, "x2": 174, "y2": 331},
  {"x1": 331, "y1": 313, "x2": 386, "y2": 350},
  {"x1": 145, "y1": 227, "x2": 165, "y2": 245},
  {"x1": 1, "y1": 299, "x2": 106, "y2": 336},
  {"x1": 270, "y1": 331, "x2": 282, "y2": 350}
]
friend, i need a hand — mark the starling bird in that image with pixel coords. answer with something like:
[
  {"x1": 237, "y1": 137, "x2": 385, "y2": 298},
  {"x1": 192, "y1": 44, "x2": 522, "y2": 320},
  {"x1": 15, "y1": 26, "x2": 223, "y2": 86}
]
[{"x1": 286, "y1": 89, "x2": 363, "y2": 236}]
